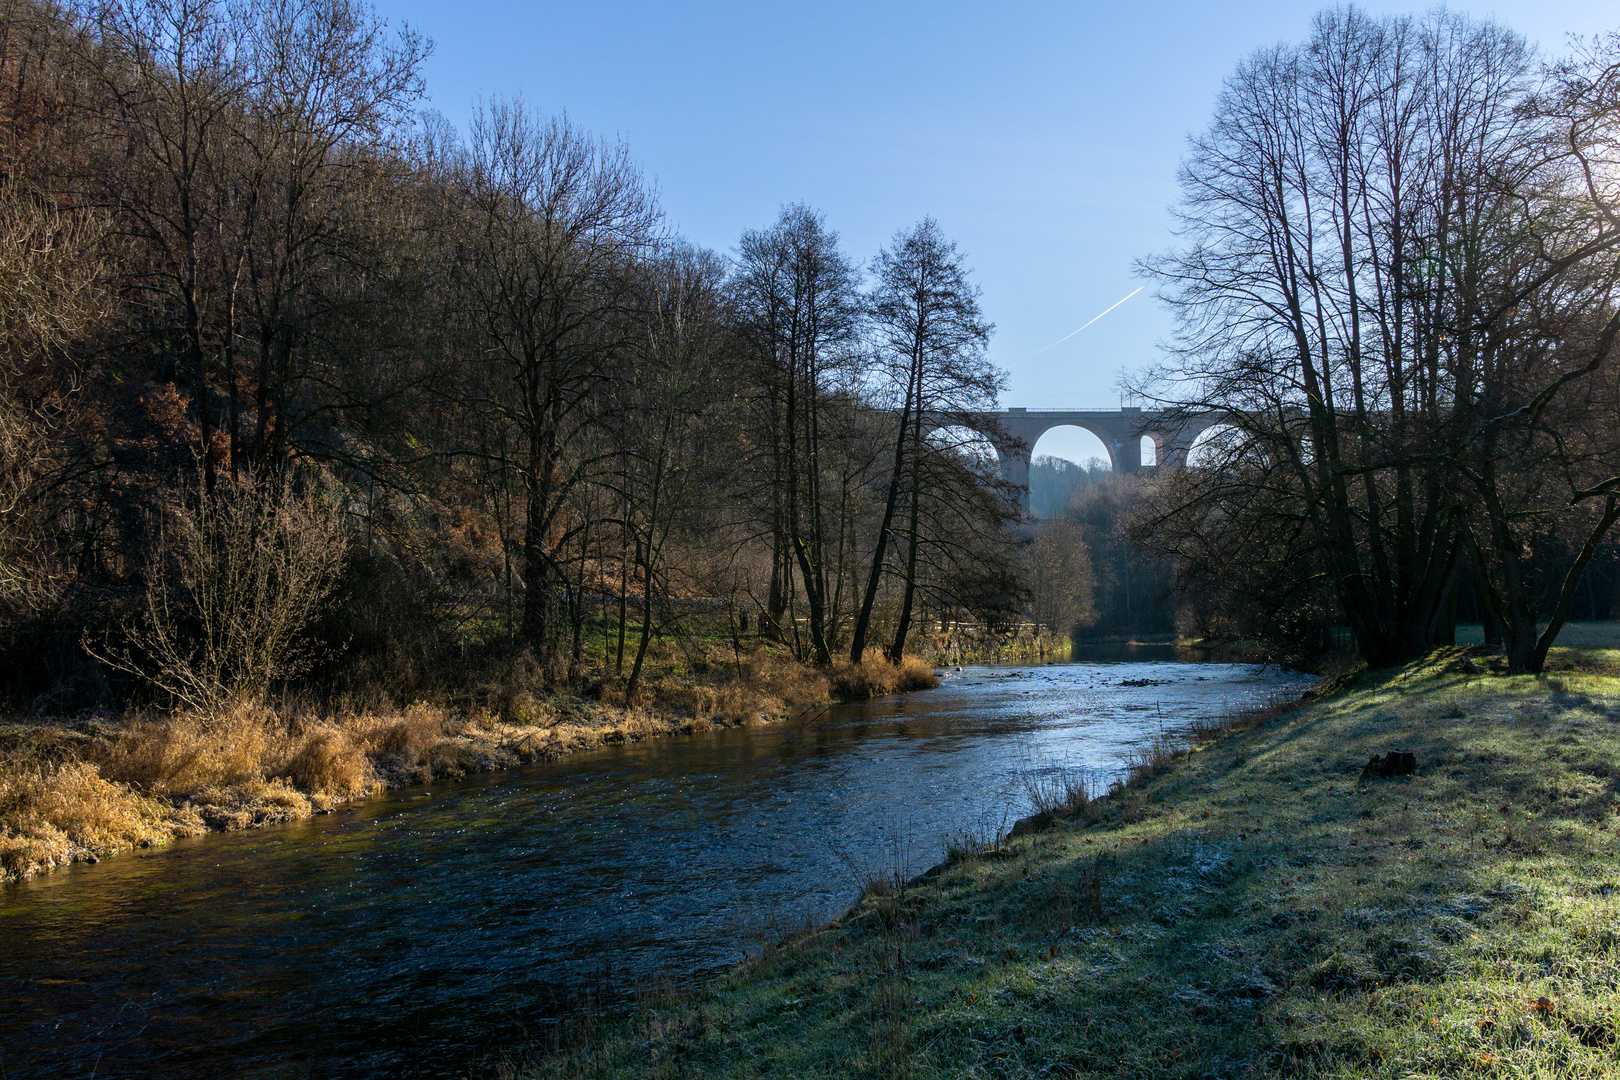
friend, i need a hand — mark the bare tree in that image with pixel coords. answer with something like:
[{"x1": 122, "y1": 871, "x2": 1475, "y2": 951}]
[
  {"x1": 1026, "y1": 520, "x2": 1097, "y2": 636},
  {"x1": 1142, "y1": 7, "x2": 1620, "y2": 669},
  {"x1": 615, "y1": 243, "x2": 729, "y2": 698},
  {"x1": 1455, "y1": 31, "x2": 1620, "y2": 672},
  {"x1": 98, "y1": 468, "x2": 348, "y2": 709},
  {"x1": 451, "y1": 101, "x2": 660, "y2": 670},
  {"x1": 732, "y1": 205, "x2": 862, "y2": 663},
  {"x1": 0, "y1": 181, "x2": 106, "y2": 615},
  {"x1": 849, "y1": 217, "x2": 1000, "y2": 661},
  {"x1": 76, "y1": 0, "x2": 254, "y2": 496},
  {"x1": 893, "y1": 429, "x2": 1023, "y2": 655},
  {"x1": 235, "y1": 0, "x2": 426, "y2": 471}
]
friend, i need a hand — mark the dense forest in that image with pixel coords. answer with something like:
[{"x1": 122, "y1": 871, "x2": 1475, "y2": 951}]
[{"x1": 0, "y1": 0, "x2": 1130, "y2": 719}]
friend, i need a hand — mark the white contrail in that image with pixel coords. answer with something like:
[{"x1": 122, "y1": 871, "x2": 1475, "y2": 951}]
[{"x1": 1006, "y1": 286, "x2": 1144, "y2": 369}]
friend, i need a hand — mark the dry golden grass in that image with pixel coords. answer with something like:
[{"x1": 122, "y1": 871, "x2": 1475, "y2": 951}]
[
  {"x1": 0, "y1": 703, "x2": 382, "y2": 879},
  {"x1": 367, "y1": 701, "x2": 446, "y2": 760},
  {"x1": 281, "y1": 727, "x2": 373, "y2": 796},
  {"x1": 0, "y1": 759, "x2": 201, "y2": 880},
  {"x1": 95, "y1": 705, "x2": 275, "y2": 794},
  {"x1": 827, "y1": 653, "x2": 939, "y2": 700},
  {"x1": 185, "y1": 777, "x2": 317, "y2": 829},
  {"x1": 0, "y1": 644, "x2": 934, "y2": 883},
  {"x1": 740, "y1": 648, "x2": 834, "y2": 708}
]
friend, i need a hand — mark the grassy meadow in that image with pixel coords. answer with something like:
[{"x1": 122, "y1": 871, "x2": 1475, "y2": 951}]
[{"x1": 520, "y1": 647, "x2": 1620, "y2": 1079}]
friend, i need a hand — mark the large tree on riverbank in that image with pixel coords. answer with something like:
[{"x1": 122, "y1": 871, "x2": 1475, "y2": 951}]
[
  {"x1": 450, "y1": 102, "x2": 661, "y2": 669},
  {"x1": 731, "y1": 206, "x2": 864, "y2": 665},
  {"x1": 849, "y1": 218, "x2": 1001, "y2": 663},
  {"x1": 1141, "y1": 6, "x2": 1620, "y2": 671}
]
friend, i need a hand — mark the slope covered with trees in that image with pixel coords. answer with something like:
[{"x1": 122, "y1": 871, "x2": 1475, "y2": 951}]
[{"x1": 0, "y1": 0, "x2": 1055, "y2": 724}]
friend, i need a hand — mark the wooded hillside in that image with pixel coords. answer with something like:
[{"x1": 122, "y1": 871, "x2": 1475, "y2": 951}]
[{"x1": 0, "y1": 0, "x2": 1071, "y2": 713}]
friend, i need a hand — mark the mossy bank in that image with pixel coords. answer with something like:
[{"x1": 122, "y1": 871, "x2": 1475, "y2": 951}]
[{"x1": 523, "y1": 648, "x2": 1620, "y2": 1079}]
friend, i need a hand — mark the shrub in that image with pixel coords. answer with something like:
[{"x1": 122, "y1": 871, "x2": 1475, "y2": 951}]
[
  {"x1": 95, "y1": 705, "x2": 273, "y2": 795},
  {"x1": 367, "y1": 701, "x2": 445, "y2": 763},
  {"x1": 0, "y1": 760, "x2": 175, "y2": 880},
  {"x1": 828, "y1": 653, "x2": 939, "y2": 700},
  {"x1": 96, "y1": 469, "x2": 350, "y2": 711},
  {"x1": 745, "y1": 649, "x2": 831, "y2": 708},
  {"x1": 896, "y1": 654, "x2": 939, "y2": 691},
  {"x1": 281, "y1": 727, "x2": 372, "y2": 796}
]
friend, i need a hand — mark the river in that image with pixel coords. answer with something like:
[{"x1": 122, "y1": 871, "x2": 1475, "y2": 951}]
[{"x1": 0, "y1": 649, "x2": 1313, "y2": 1079}]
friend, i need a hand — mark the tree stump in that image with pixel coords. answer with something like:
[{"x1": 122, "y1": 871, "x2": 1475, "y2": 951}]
[{"x1": 1359, "y1": 751, "x2": 1416, "y2": 779}]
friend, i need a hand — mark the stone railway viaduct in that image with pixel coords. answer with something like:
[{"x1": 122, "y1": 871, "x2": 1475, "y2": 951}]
[{"x1": 941, "y1": 407, "x2": 1225, "y2": 508}]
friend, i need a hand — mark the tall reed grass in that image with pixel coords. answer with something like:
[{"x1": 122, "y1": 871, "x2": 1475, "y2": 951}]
[
  {"x1": 1021, "y1": 764, "x2": 1094, "y2": 819},
  {"x1": 1123, "y1": 691, "x2": 1300, "y2": 788},
  {"x1": 0, "y1": 759, "x2": 195, "y2": 879},
  {"x1": 827, "y1": 654, "x2": 938, "y2": 700},
  {"x1": 954, "y1": 690, "x2": 1307, "y2": 863}
]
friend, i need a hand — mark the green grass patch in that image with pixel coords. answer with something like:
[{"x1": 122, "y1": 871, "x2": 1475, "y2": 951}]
[{"x1": 518, "y1": 647, "x2": 1620, "y2": 1079}]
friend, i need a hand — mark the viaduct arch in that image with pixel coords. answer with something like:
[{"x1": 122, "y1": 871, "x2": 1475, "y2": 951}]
[{"x1": 938, "y1": 407, "x2": 1224, "y2": 511}]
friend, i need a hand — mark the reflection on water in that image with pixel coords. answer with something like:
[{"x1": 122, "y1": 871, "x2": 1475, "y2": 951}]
[
  {"x1": 1068, "y1": 641, "x2": 1214, "y2": 663},
  {"x1": 0, "y1": 657, "x2": 1313, "y2": 1079}
]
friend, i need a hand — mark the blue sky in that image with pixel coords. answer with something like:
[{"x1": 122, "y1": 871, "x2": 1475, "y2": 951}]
[{"x1": 379, "y1": 0, "x2": 1619, "y2": 463}]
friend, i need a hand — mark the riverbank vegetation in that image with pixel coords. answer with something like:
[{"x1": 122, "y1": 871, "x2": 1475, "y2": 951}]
[
  {"x1": 1132, "y1": 8, "x2": 1620, "y2": 673},
  {"x1": 0, "y1": 645, "x2": 940, "y2": 881},
  {"x1": 0, "y1": 0, "x2": 1064, "y2": 714},
  {"x1": 517, "y1": 646, "x2": 1620, "y2": 1079}
]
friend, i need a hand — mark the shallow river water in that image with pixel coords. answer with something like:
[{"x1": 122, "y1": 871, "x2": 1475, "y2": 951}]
[{"x1": 0, "y1": 649, "x2": 1313, "y2": 1079}]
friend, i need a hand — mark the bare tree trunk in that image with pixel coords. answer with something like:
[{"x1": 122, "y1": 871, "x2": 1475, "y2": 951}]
[
  {"x1": 766, "y1": 428, "x2": 788, "y2": 642},
  {"x1": 1529, "y1": 498, "x2": 1620, "y2": 673},
  {"x1": 851, "y1": 362, "x2": 914, "y2": 661},
  {"x1": 627, "y1": 536, "x2": 654, "y2": 699},
  {"x1": 888, "y1": 420, "x2": 924, "y2": 661},
  {"x1": 185, "y1": 257, "x2": 216, "y2": 496},
  {"x1": 615, "y1": 511, "x2": 629, "y2": 675}
]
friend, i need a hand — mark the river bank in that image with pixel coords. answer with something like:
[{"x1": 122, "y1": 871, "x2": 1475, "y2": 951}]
[
  {"x1": 0, "y1": 655, "x2": 1304, "y2": 1079},
  {"x1": 522, "y1": 646, "x2": 1620, "y2": 1079},
  {"x1": 917, "y1": 626, "x2": 1074, "y2": 667},
  {"x1": 0, "y1": 649, "x2": 936, "y2": 883}
]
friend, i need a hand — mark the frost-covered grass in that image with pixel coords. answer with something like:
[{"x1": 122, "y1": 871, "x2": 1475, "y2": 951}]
[{"x1": 521, "y1": 647, "x2": 1620, "y2": 1079}]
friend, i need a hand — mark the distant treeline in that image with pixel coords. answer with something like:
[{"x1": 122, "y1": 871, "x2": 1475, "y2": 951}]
[{"x1": 1027, "y1": 456, "x2": 1175, "y2": 641}]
